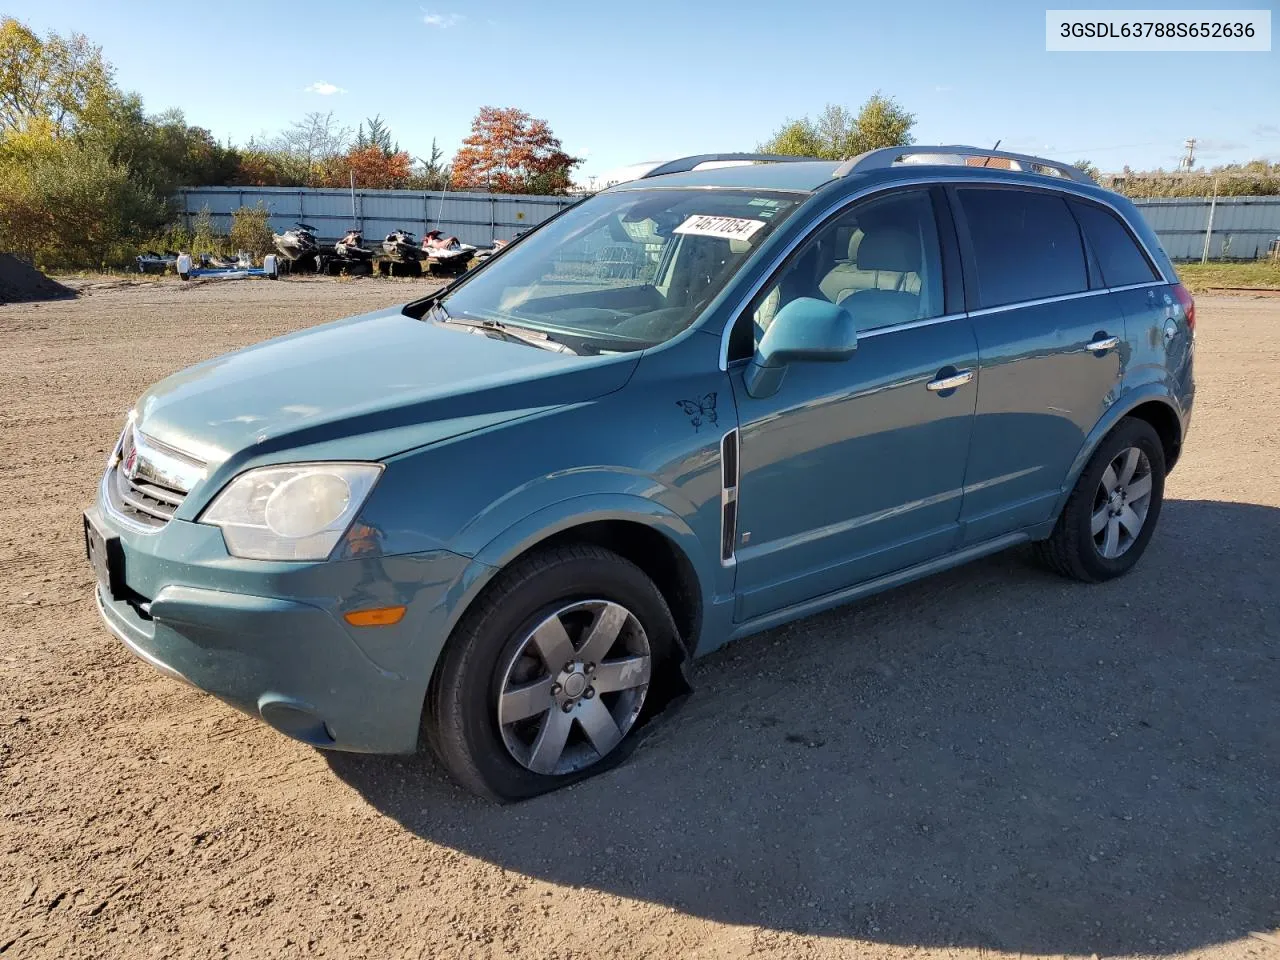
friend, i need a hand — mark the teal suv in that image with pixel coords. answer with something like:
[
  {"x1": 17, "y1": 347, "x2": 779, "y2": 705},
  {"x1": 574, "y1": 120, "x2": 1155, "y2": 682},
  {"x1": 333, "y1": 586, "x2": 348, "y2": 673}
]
[{"x1": 86, "y1": 147, "x2": 1195, "y2": 800}]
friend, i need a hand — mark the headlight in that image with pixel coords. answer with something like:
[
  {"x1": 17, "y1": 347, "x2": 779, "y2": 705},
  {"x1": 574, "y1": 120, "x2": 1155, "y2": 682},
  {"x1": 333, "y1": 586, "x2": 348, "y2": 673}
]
[
  {"x1": 107, "y1": 409, "x2": 136, "y2": 469},
  {"x1": 200, "y1": 463, "x2": 382, "y2": 561}
]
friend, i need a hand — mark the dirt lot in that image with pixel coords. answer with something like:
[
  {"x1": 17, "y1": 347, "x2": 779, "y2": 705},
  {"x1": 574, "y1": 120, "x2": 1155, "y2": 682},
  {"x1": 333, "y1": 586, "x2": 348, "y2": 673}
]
[{"x1": 1, "y1": 278, "x2": 1276, "y2": 959}]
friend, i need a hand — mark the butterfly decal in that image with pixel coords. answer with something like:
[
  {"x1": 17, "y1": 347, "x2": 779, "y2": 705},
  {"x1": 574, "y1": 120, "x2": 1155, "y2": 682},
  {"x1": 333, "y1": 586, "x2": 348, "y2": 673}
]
[{"x1": 676, "y1": 392, "x2": 718, "y2": 432}]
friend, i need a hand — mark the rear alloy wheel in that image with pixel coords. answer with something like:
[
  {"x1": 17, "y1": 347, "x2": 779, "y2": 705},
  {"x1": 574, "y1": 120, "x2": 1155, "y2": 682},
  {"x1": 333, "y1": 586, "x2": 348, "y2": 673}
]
[
  {"x1": 426, "y1": 545, "x2": 676, "y2": 801},
  {"x1": 1035, "y1": 416, "x2": 1166, "y2": 582},
  {"x1": 1091, "y1": 446, "x2": 1154, "y2": 559}
]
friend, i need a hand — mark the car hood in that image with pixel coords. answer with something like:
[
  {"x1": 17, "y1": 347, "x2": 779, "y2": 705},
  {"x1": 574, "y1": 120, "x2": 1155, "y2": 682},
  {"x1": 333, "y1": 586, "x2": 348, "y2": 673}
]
[{"x1": 134, "y1": 306, "x2": 638, "y2": 475}]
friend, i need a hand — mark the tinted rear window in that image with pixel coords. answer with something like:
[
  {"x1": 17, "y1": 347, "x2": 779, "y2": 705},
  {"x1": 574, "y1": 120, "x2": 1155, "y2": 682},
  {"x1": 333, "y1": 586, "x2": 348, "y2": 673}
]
[
  {"x1": 958, "y1": 189, "x2": 1088, "y2": 308},
  {"x1": 1070, "y1": 200, "x2": 1159, "y2": 288}
]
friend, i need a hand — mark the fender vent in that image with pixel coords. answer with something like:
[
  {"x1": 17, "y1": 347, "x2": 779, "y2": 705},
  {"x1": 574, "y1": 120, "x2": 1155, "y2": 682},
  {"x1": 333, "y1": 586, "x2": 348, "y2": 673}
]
[{"x1": 720, "y1": 429, "x2": 739, "y2": 565}]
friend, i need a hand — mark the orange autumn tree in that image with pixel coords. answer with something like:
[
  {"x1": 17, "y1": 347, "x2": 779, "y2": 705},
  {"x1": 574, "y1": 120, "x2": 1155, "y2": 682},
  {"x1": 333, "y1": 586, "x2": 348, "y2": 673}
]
[
  {"x1": 451, "y1": 106, "x2": 580, "y2": 195},
  {"x1": 333, "y1": 144, "x2": 413, "y2": 189}
]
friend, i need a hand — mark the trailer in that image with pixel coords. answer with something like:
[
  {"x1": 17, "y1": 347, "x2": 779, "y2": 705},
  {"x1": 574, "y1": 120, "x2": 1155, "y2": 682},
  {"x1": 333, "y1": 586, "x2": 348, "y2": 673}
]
[{"x1": 176, "y1": 254, "x2": 280, "y2": 281}]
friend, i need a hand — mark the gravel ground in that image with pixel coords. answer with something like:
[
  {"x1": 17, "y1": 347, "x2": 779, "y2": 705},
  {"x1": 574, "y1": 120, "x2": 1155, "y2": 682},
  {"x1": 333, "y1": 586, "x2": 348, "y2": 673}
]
[{"x1": 0, "y1": 278, "x2": 1276, "y2": 959}]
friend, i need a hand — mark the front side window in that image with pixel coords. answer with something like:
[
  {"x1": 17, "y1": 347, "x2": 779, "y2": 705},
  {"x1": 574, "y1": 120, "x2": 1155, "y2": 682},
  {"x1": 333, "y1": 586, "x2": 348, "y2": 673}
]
[
  {"x1": 958, "y1": 188, "x2": 1088, "y2": 308},
  {"x1": 436, "y1": 188, "x2": 803, "y2": 352},
  {"x1": 733, "y1": 189, "x2": 945, "y2": 358},
  {"x1": 1070, "y1": 200, "x2": 1160, "y2": 288}
]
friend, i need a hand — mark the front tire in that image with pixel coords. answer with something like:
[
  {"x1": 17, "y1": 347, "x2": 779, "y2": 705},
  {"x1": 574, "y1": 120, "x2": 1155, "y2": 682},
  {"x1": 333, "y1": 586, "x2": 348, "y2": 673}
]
[
  {"x1": 425, "y1": 545, "x2": 677, "y2": 801},
  {"x1": 1035, "y1": 417, "x2": 1166, "y2": 582}
]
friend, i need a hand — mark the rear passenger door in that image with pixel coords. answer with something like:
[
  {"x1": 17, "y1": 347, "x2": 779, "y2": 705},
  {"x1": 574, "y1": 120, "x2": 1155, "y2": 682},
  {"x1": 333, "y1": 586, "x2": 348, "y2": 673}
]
[
  {"x1": 951, "y1": 186, "x2": 1125, "y2": 544},
  {"x1": 1068, "y1": 198, "x2": 1173, "y2": 394}
]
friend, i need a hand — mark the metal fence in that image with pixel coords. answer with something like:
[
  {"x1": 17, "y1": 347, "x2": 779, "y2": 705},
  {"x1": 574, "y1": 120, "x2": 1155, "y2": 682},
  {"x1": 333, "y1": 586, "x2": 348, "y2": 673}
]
[
  {"x1": 177, "y1": 186, "x2": 1280, "y2": 262},
  {"x1": 1132, "y1": 195, "x2": 1280, "y2": 261},
  {"x1": 176, "y1": 186, "x2": 580, "y2": 248}
]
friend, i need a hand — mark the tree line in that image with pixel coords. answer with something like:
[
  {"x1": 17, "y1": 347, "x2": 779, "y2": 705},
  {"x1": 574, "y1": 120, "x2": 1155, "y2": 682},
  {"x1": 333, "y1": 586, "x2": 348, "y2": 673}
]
[
  {"x1": 1097, "y1": 160, "x2": 1280, "y2": 198},
  {"x1": 230, "y1": 107, "x2": 576, "y2": 194},
  {"x1": 5, "y1": 15, "x2": 1274, "y2": 270},
  {"x1": 0, "y1": 18, "x2": 588, "y2": 267}
]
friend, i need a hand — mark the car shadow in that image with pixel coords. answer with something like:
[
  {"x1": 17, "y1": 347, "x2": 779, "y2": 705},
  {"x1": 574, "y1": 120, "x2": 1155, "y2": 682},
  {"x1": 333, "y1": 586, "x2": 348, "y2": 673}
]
[{"x1": 326, "y1": 498, "x2": 1279, "y2": 954}]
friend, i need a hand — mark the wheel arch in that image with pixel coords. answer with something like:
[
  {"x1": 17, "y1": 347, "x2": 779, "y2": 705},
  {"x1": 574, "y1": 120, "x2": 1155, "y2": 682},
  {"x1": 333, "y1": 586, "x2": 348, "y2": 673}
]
[
  {"x1": 525, "y1": 520, "x2": 704, "y2": 650},
  {"x1": 441, "y1": 496, "x2": 711, "y2": 675},
  {"x1": 1123, "y1": 399, "x2": 1183, "y2": 472},
  {"x1": 1054, "y1": 390, "x2": 1184, "y2": 519}
]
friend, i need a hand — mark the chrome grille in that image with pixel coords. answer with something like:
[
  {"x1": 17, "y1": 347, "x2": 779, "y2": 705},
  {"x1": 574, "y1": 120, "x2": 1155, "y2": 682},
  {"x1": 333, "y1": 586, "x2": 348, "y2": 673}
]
[{"x1": 104, "y1": 425, "x2": 205, "y2": 531}]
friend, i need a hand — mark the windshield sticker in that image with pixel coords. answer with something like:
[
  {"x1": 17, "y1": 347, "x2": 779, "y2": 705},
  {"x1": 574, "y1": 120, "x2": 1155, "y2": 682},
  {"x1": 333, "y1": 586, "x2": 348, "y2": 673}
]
[
  {"x1": 673, "y1": 215, "x2": 766, "y2": 242},
  {"x1": 747, "y1": 199, "x2": 782, "y2": 218}
]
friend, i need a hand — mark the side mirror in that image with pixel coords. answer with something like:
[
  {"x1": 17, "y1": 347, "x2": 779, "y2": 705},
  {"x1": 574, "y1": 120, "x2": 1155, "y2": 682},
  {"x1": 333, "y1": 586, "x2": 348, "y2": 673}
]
[{"x1": 744, "y1": 297, "x2": 858, "y2": 398}]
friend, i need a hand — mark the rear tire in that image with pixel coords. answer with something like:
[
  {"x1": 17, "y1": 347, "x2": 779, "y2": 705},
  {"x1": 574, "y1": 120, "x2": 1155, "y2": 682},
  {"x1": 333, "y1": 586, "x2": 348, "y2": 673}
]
[
  {"x1": 1035, "y1": 417, "x2": 1166, "y2": 582},
  {"x1": 425, "y1": 545, "x2": 677, "y2": 802}
]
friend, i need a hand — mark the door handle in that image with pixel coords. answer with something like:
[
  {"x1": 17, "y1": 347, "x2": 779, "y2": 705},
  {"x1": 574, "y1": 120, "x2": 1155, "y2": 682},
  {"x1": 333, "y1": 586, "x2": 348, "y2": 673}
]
[
  {"x1": 1087, "y1": 335, "x2": 1120, "y2": 352},
  {"x1": 926, "y1": 369, "x2": 974, "y2": 392}
]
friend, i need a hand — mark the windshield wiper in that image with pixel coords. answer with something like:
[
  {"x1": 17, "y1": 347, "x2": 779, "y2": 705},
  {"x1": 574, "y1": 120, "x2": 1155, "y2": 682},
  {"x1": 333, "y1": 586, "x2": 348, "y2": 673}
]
[{"x1": 426, "y1": 302, "x2": 576, "y2": 355}]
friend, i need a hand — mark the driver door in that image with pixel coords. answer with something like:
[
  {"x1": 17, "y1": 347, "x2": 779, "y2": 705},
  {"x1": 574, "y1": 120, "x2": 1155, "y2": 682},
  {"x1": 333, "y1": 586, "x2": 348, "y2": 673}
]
[{"x1": 727, "y1": 186, "x2": 979, "y2": 621}]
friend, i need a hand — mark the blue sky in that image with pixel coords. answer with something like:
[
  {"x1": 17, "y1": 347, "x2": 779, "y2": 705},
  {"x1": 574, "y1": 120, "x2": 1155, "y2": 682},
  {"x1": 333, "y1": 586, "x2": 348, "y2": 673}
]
[{"x1": 8, "y1": 0, "x2": 1278, "y2": 181}]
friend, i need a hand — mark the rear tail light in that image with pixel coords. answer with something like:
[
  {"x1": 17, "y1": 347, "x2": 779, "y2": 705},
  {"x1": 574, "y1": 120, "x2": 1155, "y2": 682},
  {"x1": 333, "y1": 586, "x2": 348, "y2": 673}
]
[{"x1": 1172, "y1": 282, "x2": 1195, "y2": 334}]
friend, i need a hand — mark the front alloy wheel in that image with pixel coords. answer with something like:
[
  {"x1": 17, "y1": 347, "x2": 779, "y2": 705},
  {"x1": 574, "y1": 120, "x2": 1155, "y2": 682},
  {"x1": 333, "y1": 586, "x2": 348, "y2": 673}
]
[
  {"x1": 426, "y1": 545, "x2": 678, "y2": 801},
  {"x1": 497, "y1": 600, "x2": 651, "y2": 775}
]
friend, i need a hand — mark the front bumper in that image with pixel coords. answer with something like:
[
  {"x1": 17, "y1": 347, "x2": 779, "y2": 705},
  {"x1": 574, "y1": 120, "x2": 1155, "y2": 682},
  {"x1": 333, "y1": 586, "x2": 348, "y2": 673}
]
[{"x1": 87, "y1": 504, "x2": 478, "y2": 754}]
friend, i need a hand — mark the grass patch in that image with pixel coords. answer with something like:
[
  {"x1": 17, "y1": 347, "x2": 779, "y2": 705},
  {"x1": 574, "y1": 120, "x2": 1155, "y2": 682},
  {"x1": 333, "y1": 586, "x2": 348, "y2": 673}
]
[{"x1": 1172, "y1": 260, "x2": 1280, "y2": 294}]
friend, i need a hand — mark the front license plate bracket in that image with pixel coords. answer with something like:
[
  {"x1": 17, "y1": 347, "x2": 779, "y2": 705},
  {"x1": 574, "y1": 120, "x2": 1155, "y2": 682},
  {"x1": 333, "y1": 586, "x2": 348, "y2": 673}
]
[{"x1": 84, "y1": 512, "x2": 126, "y2": 601}]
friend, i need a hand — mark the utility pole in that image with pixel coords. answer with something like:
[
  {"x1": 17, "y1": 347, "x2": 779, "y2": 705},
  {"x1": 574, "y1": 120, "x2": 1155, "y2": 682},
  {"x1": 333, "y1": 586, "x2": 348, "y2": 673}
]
[
  {"x1": 1201, "y1": 177, "x2": 1220, "y2": 264},
  {"x1": 1180, "y1": 137, "x2": 1197, "y2": 173}
]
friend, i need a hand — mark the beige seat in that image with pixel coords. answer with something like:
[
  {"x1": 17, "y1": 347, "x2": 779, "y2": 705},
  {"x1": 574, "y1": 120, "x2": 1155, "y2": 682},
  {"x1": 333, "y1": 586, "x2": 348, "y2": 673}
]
[{"x1": 820, "y1": 226, "x2": 923, "y2": 327}]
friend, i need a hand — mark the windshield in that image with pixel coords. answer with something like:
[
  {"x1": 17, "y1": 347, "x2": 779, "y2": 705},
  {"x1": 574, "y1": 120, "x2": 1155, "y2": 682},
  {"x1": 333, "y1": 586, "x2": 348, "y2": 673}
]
[{"x1": 434, "y1": 188, "x2": 805, "y2": 352}]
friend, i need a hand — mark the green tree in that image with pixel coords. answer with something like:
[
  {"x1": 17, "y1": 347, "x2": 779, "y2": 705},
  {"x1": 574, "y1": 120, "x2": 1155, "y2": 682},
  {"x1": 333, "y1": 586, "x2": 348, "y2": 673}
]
[
  {"x1": 407, "y1": 138, "x2": 451, "y2": 190},
  {"x1": 0, "y1": 16, "x2": 114, "y2": 134},
  {"x1": 233, "y1": 141, "x2": 309, "y2": 186},
  {"x1": 229, "y1": 204, "x2": 274, "y2": 259},
  {"x1": 1073, "y1": 159, "x2": 1101, "y2": 180},
  {"x1": 0, "y1": 17, "x2": 243, "y2": 267},
  {"x1": 356, "y1": 114, "x2": 397, "y2": 157},
  {"x1": 0, "y1": 132, "x2": 166, "y2": 266},
  {"x1": 82, "y1": 95, "x2": 239, "y2": 192},
  {"x1": 759, "y1": 93, "x2": 916, "y2": 160},
  {"x1": 189, "y1": 204, "x2": 227, "y2": 256}
]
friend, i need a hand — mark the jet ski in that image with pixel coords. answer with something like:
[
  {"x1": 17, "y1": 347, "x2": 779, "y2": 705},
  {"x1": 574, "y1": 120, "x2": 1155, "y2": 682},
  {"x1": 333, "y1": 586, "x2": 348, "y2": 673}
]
[
  {"x1": 315, "y1": 229, "x2": 375, "y2": 275},
  {"x1": 474, "y1": 238, "x2": 509, "y2": 262},
  {"x1": 203, "y1": 251, "x2": 254, "y2": 270},
  {"x1": 382, "y1": 229, "x2": 426, "y2": 263},
  {"x1": 135, "y1": 250, "x2": 177, "y2": 274},
  {"x1": 334, "y1": 229, "x2": 374, "y2": 261},
  {"x1": 422, "y1": 229, "x2": 477, "y2": 272},
  {"x1": 272, "y1": 223, "x2": 319, "y2": 262}
]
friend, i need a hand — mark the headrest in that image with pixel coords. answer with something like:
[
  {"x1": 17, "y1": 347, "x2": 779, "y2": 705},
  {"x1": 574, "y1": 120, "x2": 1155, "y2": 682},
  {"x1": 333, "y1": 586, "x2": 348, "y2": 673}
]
[{"x1": 855, "y1": 226, "x2": 920, "y2": 273}]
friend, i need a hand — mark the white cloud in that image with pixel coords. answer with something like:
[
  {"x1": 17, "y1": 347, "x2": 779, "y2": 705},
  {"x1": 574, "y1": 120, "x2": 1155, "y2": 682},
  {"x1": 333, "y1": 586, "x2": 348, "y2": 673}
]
[
  {"x1": 423, "y1": 11, "x2": 463, "y2": 27},
  {"x1": 304, "y1": 81, "x2": 346, "y2": 96}
]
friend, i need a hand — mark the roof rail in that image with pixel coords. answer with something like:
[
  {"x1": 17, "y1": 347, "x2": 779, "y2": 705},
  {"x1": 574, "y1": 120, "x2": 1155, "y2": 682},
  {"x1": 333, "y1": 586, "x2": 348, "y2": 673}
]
[
  {"x1": 834, "y1": 145, "x2": 1095, "y2": 184},
  {"x1": 638, "y1": 153, "x2": 821, "y2": 180}
]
